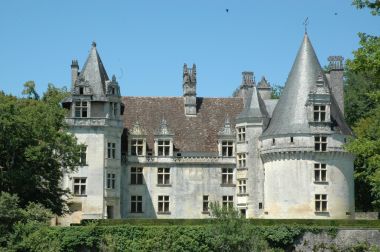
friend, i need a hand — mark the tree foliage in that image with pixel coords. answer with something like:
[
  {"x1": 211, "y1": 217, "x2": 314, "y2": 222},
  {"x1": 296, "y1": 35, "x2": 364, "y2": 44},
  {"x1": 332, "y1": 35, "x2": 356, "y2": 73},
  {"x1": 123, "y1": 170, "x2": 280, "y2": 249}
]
[
  {"x1": 352, "y1": 0, "x2": 380, "y2": 15},
  {"x1": 0, "y1": 83, "x2": 81, "y2": 215},
  {"x1": 345, "y1": 33, "x2": 380, "y2": 210}
]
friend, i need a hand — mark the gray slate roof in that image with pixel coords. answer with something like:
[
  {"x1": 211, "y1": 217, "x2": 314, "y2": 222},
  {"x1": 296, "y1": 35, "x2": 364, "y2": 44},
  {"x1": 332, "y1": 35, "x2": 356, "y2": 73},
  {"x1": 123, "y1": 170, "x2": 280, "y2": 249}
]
[
  {"x1": 237, "y1": 86, "x2": 269, "y2": 121},
  {"x1": 78, "y1": 43, "x2": 109, "y2": 97}
]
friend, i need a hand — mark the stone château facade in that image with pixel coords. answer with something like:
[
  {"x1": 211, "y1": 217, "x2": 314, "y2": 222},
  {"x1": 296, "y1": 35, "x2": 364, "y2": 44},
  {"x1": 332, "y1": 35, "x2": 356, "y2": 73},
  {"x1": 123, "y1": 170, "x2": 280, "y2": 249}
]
[{"x1": 60, "y1": 34, "x2": 354, "y2": 224}]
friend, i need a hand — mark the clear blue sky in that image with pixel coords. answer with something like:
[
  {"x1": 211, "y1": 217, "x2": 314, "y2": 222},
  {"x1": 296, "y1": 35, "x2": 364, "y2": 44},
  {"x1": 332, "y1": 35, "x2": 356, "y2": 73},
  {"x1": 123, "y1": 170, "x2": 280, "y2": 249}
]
[{"x1": 0, "y1": 0, "x2": 379, "y2": 97}]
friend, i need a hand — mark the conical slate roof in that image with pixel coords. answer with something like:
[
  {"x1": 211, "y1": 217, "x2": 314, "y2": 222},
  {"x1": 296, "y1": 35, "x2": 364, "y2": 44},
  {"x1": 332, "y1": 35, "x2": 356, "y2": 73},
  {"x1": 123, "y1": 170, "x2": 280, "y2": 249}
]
[
  {"x1": 78, "y1": 42, "x2": 109, "y2": 97},
  {"x1": 262, "y1": 34, "x2": 322, "y2": 137}
]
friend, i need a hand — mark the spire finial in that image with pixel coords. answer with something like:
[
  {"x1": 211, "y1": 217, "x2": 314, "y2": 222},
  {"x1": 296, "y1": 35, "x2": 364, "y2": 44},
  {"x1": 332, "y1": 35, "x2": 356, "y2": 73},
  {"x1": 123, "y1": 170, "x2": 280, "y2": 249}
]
[
  {"x1": 303, "y1": 17, "x2": 309, "y2": 34},
  {"x1": 92, "y1": 41, "x2": 97, "y2": 47}
]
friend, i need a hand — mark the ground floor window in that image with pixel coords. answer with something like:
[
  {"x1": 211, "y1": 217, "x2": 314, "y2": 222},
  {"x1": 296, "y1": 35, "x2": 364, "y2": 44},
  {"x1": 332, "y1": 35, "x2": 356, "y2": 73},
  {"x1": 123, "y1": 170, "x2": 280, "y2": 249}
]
[
  {"x1": 106, "y1": 205, "x2": 114, "y2": 219},
  {"x1": 222, "y1": 195, "x2": 233, "y2": 210},
  {"x1": 158, "y1": 195, "x2": 170, "y2": 213},
  {"x1": 315, "y1": 194, "x2": 327, "y2": 212},
  {"x1": 131, "y1": 195, "x2": 143, "y2": 213},
  {"x1": 203, "y1": 195, "x2": 209, "y2": 212},
  {"x1": 73, "y1": 178, "x2": 86, "y2": 195}
]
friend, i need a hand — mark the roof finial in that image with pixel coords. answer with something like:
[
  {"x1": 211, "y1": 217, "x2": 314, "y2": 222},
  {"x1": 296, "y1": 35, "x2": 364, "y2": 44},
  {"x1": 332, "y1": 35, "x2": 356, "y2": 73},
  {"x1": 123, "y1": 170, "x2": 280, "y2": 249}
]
[
  {"x1": 303, "y1": 17, "x2": 309, "y2": 34},
  {"x1": 92, "y1": 41, "x2": 97, "y2": 47}
]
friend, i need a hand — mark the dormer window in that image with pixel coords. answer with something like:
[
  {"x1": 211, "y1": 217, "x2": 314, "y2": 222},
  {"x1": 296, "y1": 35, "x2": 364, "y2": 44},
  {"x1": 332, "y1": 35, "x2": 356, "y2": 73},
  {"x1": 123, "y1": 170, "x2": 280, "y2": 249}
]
[
  {"x1": 222, "y1": 141, "x2": 234, "y2": 157},
  {"x1": 79, "y1": 87, "x2": 84, "y2": 95},
  {"x1": 74, "y1": 101, "x2": 88, "y2": 118},
  {"x1": 110, "y1": 102, "x2": 118, "y2": 117},
  {"x1": 157, "y1": 140, "x2": 171, "y2": 156},
  {"x1": 111, "y1": 87, "x2": 115, "y2": 95},
  {"x1": 131, "y1": 139, "x2": 144, "y2": 156},
  {"x1": 314, "y1": 105, "x2": 326, "y2": 122}
]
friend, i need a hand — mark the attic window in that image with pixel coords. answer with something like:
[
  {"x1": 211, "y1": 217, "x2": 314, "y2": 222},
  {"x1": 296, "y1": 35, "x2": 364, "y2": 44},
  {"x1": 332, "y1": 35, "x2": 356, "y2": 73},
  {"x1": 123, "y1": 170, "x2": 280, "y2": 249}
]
[{"x1": 313, "y1": 105, "x2": 326, "y2": 122}]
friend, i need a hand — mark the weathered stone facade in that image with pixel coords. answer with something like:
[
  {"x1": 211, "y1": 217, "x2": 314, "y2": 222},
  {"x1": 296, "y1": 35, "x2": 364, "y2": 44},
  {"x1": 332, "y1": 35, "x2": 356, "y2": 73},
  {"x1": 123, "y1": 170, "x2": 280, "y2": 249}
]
[{"x1": 60, "y1": 34, "x2": 354, "y2": 224}]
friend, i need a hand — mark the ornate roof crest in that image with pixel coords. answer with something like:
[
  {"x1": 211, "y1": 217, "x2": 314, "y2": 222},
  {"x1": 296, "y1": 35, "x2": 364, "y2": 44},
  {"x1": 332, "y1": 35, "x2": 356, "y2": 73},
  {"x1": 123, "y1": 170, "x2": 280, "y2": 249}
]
[
  {"x1": 155, "y1": 118, "x2": 174, "y2": 136},
  {"x1": 218, "y1": 116, "x2": 235, "y2": 136},
  {"x1": 129, "y1": 121, "x2": 146, "y2": 136}
]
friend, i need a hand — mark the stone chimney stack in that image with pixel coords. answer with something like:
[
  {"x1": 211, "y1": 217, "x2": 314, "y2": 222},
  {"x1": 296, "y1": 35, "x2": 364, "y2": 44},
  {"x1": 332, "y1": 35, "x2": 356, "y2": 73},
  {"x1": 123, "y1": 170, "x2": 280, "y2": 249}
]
[
  {"x1": 71, "y1": 59, "x2": 79, "y2": 87},
  {"x1": 183, "y1": 63, "x2": 197, "y2": 116},
  {"x1": 326, "y1": 56, "x2": 344, "y2": 114}
]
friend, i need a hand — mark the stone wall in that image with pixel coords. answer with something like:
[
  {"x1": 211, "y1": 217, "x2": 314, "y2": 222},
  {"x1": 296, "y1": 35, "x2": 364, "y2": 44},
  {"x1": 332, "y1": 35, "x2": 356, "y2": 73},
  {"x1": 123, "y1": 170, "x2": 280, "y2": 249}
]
[{"x1": 294, "y1": 229, "x2": 380, "y2": 251}]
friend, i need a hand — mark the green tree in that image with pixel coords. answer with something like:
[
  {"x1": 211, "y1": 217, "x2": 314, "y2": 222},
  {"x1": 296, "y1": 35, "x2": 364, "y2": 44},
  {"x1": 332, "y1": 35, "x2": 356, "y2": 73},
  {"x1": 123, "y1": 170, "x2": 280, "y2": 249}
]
[
  {"x1": 0, "y1": 83, "x2": 81, "y2": 215},
  {"x1": 345, "y1": 33, "x2": 380, "y2": 210},
  {"x1": 352, "y1": 0, "x2": 380, "y2": 15},
  {"x1": 22, "y1": 80, "x2": 40, "y2": 100}
]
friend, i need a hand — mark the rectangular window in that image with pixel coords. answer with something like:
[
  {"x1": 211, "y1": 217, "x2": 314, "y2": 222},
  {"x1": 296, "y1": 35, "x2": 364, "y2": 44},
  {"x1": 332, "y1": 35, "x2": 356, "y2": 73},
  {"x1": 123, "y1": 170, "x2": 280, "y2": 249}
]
[
  {"x1": 157, "y1": 168, "x2": 170, "y2": 185},
  {"x1": 158, "y1": 195, "x2": 170, "y2": 213},
  {"x1": 130, "y1": 167, "x2": 143, "y2": 185},
  {"x1": 106, "y1": 173, "x2": 116, "y2": 189},
  {"x1": 79, "y1": 146, "x2": 87, "y2": 165},
  {"x1": 73, "y1": 178, "x2": 86, "y2": 195},
  {"x1": 131, "y1": 139, "x2": 144, "y2": 156},
  {"x1": 237, "y1": 153, "x2": 246, "y2": 168},
  {"x1": 237, "y1": 127, "x2": 246, "y2": 142},
  {"x1": 203, "y1": 195, "x2": 209, "y2": 212},
  {"x1": 107, "y1": 142, "x2": 116, "y2": 159},
  {"x1": 315, "y1": 194, "x2": 328, "y2": 212},
  {"x1": 131, "y1": 195, "x2": 143, "y2": 213},
  {"x1": 106, "y1": 205, "x2": 114, "y2": 219},
  {"x1": 314, "y1": 105, "x2": 326, "y2": 122},
  {"x1": 222, "y1": 195, "x2": 234, "y2": 210},
  {"x1": 222, "y1": 141, "x2": 234, "y2": 157},
  {"x1": 74, "y1": 101, "x2": 88, "y2": 118},
  {"x1": 157, "y1": 140, "x2": 170, "y2": 156},
  {"x1": 314, "y1": 163, "x2": 327, "y2": 182},
  {"x1": 238, "y1": 180, "x2": 247, "y2": 194},
  {"x1": 222, "y1": 168, "x2": 233, "y2": 185},
  {"x1": 314, "y1": 136, "x2": 327, "y2": 152}
]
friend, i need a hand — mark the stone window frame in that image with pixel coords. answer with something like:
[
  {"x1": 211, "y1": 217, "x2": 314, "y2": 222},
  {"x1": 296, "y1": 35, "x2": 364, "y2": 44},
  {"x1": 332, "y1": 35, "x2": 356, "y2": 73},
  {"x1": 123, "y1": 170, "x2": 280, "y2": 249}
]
[
  {"x1": 238, "y1": 179, "x2": 247, "y2": 195},
  {"x1": 157, "y1": 168, "x2": 171, "y2": 186},
  {"x1": 130, "y1": 138, "x2": 145, "y2": 156},
  {"x1": 107, "y1": 142, "x2": 116, "y2": 159},
  {"x1": 314, "y1": 135, "x2": 327, "y2": 152},
  {"x1": 222, "y1": 195, "x2": 234, "y2": 210},
  {"x1": 237, "y1": 126, "x2": 246, "y2": 142},
  {"x1": 109, "y1": 102, "x2": 118, "y2": 118},
  {"x1": 221, "y1": 168, "x2": 234, "y2": 185},
  {"x1": 202, "y1": 195, "x2": 209, "y2": 213},
  {"x1": 221, "y1": 140, "x2": 234, "y2": 157},
  {"x1": 315, "y1": 194, "x2": 328, "y2": 213},
  {"x1": 313, "y1": 105, "x2": 327, "y2": 122},
  {"x1": 79, "y1": 145, "x2": 87, "y2": 166},
  {"x1": 130, "y1": 167, "x2": 143, "y2": 185},
  {"x1": 74, "y1": 100, "x2": 89, "y2": 118},
  {"x1": 130, "y1": 195, "x2": 143, "y2": 213},
  {"x1": 237, "y1": 153, "x2": 247, "y2": 168},
  {"x1": 314, "y1": 163, "x2": 327, "y2": 183},
  {"x1": 156, "y1": 139, "x2": 171, "y2": 156},
  {"x1": 73, "y1": 177, "x2": 87, "y2": 196},
  {"x1": 157, "y1": 195, "x2": 170, "y2": 214},
  {"x1": 106, "y1": 173, "x2": 116, "y2": 189}
]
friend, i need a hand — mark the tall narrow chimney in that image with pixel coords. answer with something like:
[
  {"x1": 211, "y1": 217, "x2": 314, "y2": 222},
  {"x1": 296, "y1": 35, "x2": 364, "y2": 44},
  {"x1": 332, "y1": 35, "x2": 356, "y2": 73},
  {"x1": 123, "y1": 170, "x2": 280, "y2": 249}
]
[
  {"x1": 71, "y1": 59, "x2": 79, "y2": 88},
  {"x1": 327, "y1": 56, "x2": 344, "y2": 114},
  {"x1": 183, "y1": 63, "x2": 197, "y2": 116}
]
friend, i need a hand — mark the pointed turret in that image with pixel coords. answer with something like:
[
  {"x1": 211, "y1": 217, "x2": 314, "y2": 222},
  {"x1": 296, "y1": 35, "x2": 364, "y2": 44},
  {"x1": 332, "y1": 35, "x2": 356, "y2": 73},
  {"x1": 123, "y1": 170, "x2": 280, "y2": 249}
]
[
  {"x1": 262, "y1": 34, "x2": 323, "y2": 136},
  {"x1": 237, "y1": 85, "x2": 269, "y2": 123},
  {"x1": 78, "y1": 42, "x2": 109, "y2": 98}
]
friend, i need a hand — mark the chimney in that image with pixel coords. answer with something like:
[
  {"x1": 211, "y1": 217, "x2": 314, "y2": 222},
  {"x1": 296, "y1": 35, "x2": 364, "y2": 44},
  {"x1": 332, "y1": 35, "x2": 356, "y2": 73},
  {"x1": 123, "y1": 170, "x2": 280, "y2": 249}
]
[
  {"x1": 71, "y1": 59, "x2": 79, "y2": 87},
  {"x1": 183, "y1": 63, "x2": 197, "y2": 116},
  {"x1": 327, "y1": 56, "x2": 344, "y2": 114}
]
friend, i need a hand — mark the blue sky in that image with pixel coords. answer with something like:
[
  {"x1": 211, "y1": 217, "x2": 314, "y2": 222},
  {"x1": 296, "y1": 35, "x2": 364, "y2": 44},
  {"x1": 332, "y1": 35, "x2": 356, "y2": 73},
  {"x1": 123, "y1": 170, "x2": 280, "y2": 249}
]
[{"x1": 0, "y1": 0, "x2": 379, "y2": 97}]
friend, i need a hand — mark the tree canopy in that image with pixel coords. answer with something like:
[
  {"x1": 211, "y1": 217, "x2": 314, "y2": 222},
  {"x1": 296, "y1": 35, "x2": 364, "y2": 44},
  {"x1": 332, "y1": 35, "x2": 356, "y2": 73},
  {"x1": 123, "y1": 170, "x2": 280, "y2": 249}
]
[
  {"x1": 345, "y1": 34, "x2": 380, "y2": 210},
  {"x1": 352, "y1": 0, "x2": 380, "y2": 15},
  {"x1": 0, "y1": 84, "x2": 80, "y2": 215}
]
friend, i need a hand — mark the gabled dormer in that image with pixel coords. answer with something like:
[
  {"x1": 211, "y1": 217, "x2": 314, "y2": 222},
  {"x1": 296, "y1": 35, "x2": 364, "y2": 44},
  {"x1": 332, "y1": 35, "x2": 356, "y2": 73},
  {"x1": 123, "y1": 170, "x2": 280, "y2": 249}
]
[
  {"x1": 306, "y1": 72, "x2": 332, "y2": 129},
  {"x1": 154, "y1": 118, "x2": 174, "y2": 157},
  {"x1": 218, "y1": 117, "x2": 236, "y2": 157},
  {"x1": 128, "y1": 121, "x2": 147, "y2": 157}
]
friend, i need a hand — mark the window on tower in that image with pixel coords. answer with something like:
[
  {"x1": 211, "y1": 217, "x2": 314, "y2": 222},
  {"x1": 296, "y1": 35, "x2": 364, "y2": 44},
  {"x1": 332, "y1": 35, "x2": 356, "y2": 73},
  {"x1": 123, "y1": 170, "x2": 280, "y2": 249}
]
[
  {"x1": 315, "y1": 194, "x2": 328, "y2": 212},
  {"x1": 74, "y1": 101, "x2": 88, "y2": 118},
  {"x1": 237, "y1": 127, "x2": 246, "y2": 142},
  {"x1": 313, "y1": 105, "x2": 326, "y2": 122},
  {"x1": 314, "y1": 136, "x2": 327, "y2": 152},
  {"x1": 314, "y1": 163, "x2": 327, "y2": 182}
]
